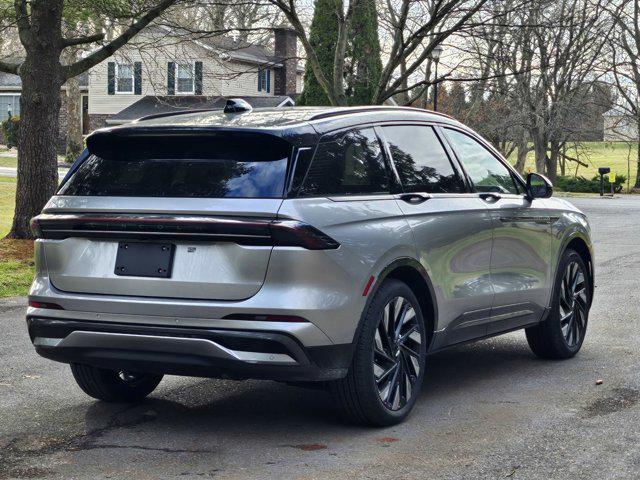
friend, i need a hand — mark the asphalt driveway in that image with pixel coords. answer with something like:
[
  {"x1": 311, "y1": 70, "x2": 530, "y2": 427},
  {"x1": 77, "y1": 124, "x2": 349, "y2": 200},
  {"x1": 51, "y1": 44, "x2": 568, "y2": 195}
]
[{"x1": 1, "y1": 195, "x2": 639, "y2": 479}]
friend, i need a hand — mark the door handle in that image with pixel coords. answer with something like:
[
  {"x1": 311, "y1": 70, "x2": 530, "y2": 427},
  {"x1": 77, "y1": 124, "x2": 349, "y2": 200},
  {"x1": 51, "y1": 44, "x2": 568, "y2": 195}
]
[
  {"x1": 398, "y1": 193, "x2": 431, "y2": 204},
  {"x1": 479, "y1": 192, "x2": 502, "y2": 202}
]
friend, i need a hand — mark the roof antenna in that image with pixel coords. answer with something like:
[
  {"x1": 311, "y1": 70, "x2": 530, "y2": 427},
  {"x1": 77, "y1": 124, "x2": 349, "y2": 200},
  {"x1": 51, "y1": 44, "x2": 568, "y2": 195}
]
[{"x1": 224, "y1": 98, "x2": 253, "y2": 114}]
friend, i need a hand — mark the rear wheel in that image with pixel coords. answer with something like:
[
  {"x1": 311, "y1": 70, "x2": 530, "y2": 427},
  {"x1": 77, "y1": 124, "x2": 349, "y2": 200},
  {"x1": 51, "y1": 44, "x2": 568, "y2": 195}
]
[
  {"x1": 71, "y1": 364, "x2": 163, "y2": 402},
  {"x1": 331, "y1": 279, "x2": 427, "y2": 426},
  {"x1": 526, "y1": 249, "x2": 591, "y2": 359}
]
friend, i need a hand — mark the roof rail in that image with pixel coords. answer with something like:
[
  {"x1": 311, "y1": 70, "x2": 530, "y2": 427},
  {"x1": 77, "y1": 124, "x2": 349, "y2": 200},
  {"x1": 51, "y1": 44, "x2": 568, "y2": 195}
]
[
  {"x1": 307, "y1": 106, "x2": 454, "y2": 121},
  {"x1": 135, "y1": 108, "x2": 220, "y2": 123}
]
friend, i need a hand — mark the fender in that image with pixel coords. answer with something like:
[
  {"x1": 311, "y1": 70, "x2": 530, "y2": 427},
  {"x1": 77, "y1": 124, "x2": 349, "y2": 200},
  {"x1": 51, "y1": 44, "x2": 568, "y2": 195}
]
[
  {"x1": 547, "y1": 225, "x2": 594, "y2": 310},
  {"x1": 350, "y1": 257, "x2": 439, "y2": 351}
]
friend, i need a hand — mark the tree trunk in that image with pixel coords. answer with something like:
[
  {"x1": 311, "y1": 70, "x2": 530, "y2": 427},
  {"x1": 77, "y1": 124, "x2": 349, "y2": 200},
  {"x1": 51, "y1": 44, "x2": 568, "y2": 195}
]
[
  {"x1": 7, "y1": 17, "x2": 64, "y2": 238},
  {"x1": 533, "y1": 132, "x2": 548, "y2": 176},
  {"x1": 397, "y1": 59, "x2": 409, "y2": 105},
  {"x1": 514, "y1": 141, "x2": 529, "y2": 175},
  {"x1": 548, "y1": 141, "x2": 559, "y2": 184},
  {"x1": 65, "y1": 75, "x2": 83, "y2": 162},
  {"x1": 635, "y1": 119, "x2": 640, "y2": 189}
]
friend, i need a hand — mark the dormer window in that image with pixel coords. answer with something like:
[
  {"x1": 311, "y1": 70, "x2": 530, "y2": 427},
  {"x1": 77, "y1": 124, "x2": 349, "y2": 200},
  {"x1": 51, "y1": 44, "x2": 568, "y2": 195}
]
[
  {"x1": 176, "y1": 63, "x2": 195, "y2": 94},
  {"x1": 116, "y1": 63, "x2": 134, "y2": 94}
]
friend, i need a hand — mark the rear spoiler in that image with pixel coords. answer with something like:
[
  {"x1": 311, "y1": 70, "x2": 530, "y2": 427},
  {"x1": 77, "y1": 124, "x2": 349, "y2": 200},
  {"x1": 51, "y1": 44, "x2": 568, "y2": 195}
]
[{"x1": 85, "y1": 128, "x2": 293, "y2": 161}]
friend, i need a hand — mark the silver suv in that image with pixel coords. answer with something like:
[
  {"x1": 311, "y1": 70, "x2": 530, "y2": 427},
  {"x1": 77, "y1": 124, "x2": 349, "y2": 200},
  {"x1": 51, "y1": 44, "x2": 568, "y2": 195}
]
[{"x1": 27, "y1": 105, "x2": 593, "y2": 426}]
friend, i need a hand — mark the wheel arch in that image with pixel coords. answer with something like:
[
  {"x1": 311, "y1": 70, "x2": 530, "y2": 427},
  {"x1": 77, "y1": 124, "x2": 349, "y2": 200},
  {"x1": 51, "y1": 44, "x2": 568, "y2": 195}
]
[
  {"x1": 353, "y1": 258, "x2": 438, "y2": 351},
  {"x1": 564, "y1": 236, "x2": 594, "y2": 307},
  {"x1": 549, "y1": 229, "x2": 595, "y2": 305}
]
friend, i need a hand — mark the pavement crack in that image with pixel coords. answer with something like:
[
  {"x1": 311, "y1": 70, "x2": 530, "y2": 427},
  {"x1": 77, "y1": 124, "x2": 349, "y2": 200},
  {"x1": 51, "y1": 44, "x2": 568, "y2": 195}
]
[
  {"x1": 0, "y1": 405, "x2": 160, "y2": 479},
  {"x1": 76, "y1": 443, "x2": 216, "y2": 454}
]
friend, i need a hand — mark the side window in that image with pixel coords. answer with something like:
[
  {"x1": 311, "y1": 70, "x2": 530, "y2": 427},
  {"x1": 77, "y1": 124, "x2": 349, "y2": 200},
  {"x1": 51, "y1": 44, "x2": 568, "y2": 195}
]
[
  {"x1": 443, "y1": 128, "x2": 520, "y2": 195},
  {"x1": 300, "y1": 128, "x2": 390, "y2": 196},
  {"x1": 382, "y1": 125, "x2": 464, "y2": 193}
]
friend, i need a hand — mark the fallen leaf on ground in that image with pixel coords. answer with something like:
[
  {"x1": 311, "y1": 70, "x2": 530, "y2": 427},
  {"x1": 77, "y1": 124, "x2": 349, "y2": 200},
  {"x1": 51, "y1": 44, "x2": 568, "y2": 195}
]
[
  {"x1": 289, "y1": 444, "x2": 327, "y2": 451},
  {"x1": 377, "y1": 437, "x2": 399, "y2": 443}
]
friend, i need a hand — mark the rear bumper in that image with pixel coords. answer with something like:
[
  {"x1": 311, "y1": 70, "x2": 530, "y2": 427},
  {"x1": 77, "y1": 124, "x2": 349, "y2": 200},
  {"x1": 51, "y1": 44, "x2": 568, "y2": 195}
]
[{"x1": 27, "y1": 317, "x2": 352, "y2": 382}]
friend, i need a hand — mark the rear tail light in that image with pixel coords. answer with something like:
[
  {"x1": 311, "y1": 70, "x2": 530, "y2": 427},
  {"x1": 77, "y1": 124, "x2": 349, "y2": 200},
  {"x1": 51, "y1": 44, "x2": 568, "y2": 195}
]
[
  {"x1": 30, "y1": 217, "x2": 42, "y2": 238},
  {"x1": 269, "y1": 221, "x2": 339, "y2": 250},
  {"x1": 29, "y1": 214, "x2": 340, "y2": 250},
  {"x1": 223, "y1": 314, "x2": 309, "y2": 322},
  {"x1": 28, "y1": 301, "x2": 64, "y2": 310}
]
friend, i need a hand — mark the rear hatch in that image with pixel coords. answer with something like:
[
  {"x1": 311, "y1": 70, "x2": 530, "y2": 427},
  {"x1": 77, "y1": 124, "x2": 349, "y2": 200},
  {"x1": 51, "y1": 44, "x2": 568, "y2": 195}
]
[{"x1": 36, "y1": 130, "x2": 293, "y2": 301}]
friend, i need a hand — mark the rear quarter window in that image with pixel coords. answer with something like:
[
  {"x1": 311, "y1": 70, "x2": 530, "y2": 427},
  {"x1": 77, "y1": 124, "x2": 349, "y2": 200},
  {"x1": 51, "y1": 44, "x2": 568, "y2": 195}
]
[{"x1": 298, "y1": 128, "x2": 390, "y2": 196}]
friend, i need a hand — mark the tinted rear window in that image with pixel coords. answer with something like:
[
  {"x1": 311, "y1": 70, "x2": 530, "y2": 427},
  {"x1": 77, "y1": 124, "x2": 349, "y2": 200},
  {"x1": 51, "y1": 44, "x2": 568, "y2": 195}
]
[{"x1": 59, "y1": 135, "x2": 290, "y2": 198}]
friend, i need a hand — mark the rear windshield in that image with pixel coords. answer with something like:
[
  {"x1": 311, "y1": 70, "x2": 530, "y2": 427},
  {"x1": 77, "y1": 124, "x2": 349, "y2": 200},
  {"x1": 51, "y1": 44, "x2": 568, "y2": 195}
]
[{"x1": 59, "y1": 135, "x2": 290, "y2": 198}]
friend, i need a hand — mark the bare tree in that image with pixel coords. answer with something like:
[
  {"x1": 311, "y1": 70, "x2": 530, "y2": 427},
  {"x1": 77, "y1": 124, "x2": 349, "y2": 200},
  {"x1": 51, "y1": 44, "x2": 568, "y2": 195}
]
[
  {"x1": 608, "y1": 0, "x2": 640, "y2": 188},
  {"x1": 0, "y1": 0, "x2": 180, "y2": 238},
  {"x1": 453, "y1": 0, "x2": 532, "y2": 165},
  {"x1": 485, "y1": 0, "x2": 615, "y2": 181},
  {"x1": 268, "y1": 0, "x2": 503, "y2": 105}
]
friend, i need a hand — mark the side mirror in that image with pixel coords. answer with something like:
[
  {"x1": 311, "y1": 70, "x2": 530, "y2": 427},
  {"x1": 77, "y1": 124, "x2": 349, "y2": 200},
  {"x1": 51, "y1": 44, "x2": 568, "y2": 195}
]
[{"x1": 526, "y1": 173, "x2": 553, "y2": 199}]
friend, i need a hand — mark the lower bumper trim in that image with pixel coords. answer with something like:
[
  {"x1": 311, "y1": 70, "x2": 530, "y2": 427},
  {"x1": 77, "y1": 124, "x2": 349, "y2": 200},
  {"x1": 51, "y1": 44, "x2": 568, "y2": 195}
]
[{"x1": 28, "y1": 317, "x2": 352, "y2": 382}]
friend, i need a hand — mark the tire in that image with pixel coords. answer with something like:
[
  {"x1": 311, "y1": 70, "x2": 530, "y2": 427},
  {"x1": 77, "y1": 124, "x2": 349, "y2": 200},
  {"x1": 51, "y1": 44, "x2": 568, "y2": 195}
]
[
  {"x1": 526, "y1": 249, "x2": 591, "y2": 359},
  {"x1": 330, "y1": 279, "x2": 428, "y2": 426},
  {"x1": 71, "y1": 364, "x2": 163, "y2": 403}
]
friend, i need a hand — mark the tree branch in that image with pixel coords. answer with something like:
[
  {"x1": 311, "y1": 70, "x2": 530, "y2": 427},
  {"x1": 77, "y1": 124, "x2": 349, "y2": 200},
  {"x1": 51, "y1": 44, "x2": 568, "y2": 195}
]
[
  {"x1": 0, "y1": 60, "x2": 20, "y2": 75},
  {"x1": 62, "y1": 32, "x2": 105, "y2": 47},
  {"x1": 62, "y1": 0, "x2": 178, "y2": 79}
]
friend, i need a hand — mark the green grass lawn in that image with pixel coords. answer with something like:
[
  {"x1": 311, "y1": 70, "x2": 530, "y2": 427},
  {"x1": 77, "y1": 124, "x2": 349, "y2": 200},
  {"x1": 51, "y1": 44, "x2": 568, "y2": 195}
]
[
  {"x1": 0, "y1": 156, "x2": 17, "y2": 168},
  {"x1": 507, "y1": 141, "x2": 639, "y2": 188},
  {"x1": 0, "y1": 150, "x2": 68, "y2": 169},
  {"x1": 0, "y1": 180, "x2": 34, "y2": 298}
]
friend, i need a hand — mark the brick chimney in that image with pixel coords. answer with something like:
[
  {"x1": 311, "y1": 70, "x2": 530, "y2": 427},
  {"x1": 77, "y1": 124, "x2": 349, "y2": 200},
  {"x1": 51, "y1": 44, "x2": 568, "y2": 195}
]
[{"x1": 273, "y1": 27, "x2": 298, "y2": 97}]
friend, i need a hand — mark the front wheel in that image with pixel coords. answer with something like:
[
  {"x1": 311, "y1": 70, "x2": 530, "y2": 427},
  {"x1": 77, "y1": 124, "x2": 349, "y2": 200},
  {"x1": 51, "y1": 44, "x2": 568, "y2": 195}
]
[
  {"x1": 71, "y1": 364, "x2": 163, "y2": 402},
  {"x1": 330, "y1": 279, "x2": 427, "y2": 426},
  {"x1": 526, "y1": 249, "x2": 591, "y2": 359}
]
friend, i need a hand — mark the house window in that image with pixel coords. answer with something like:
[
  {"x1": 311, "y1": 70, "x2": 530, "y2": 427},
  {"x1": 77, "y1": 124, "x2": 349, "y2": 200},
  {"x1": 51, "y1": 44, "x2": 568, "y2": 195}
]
[
  {"x1": 176, "y1": 63, "x2": 195, "y2": 94},
  {"x1": 116, "y1": 63, "x2": 134, "y2": 94},
  {"x1": 258, "y1": 68, "x2": 270, "y2": 93},
  {"x1": 0, "y1": 95, "x2": 20, "y2": 121}
]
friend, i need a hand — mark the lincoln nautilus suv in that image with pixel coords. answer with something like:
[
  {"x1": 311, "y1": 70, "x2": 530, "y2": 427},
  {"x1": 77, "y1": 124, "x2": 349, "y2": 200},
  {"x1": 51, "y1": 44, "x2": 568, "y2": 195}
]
[{"x1": 27, "y1": 102, "x2": 594, "y2": 426}]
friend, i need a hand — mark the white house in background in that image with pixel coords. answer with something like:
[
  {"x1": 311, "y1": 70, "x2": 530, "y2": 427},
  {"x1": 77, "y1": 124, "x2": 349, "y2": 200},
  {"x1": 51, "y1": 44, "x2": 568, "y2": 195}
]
[
  {"x1": 603, "y1": 107, "x2": 639, "y2": 142},
  {"x1": 87, "y1": 26, "x2": 302, "y2": 130}
]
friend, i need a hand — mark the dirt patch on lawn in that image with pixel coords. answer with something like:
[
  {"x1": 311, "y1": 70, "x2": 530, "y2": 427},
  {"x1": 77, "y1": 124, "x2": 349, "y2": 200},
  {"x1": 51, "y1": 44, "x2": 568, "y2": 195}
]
[{"x1": 0, "y1": 239, "x2": 34, "y2": 262}]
